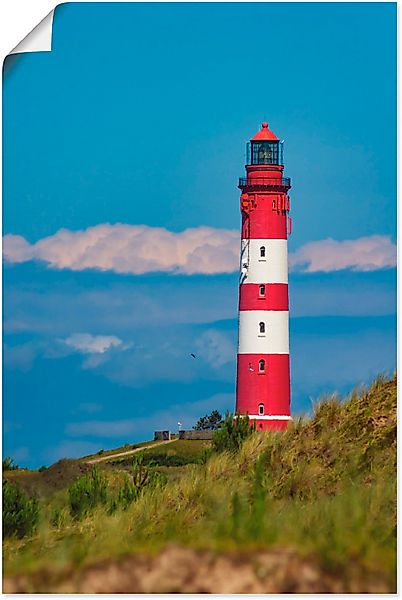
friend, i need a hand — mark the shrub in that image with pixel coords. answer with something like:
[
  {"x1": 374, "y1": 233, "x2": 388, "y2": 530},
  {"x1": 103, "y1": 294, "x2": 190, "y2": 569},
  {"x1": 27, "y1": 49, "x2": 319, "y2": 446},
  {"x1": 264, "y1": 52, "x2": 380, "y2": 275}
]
[
  {"x1": 213, "y1": 412, "x2": 255, "y2": 452},
  {"x1": 68, "y1": 467, "x2": 107, "y2": 519},
  {"x1": 3, "y1": 480, "x2": 39, "y2": 538},
  {"x1": 3, "y1": 457, "x2": 19, "y2": 471},
  {"x1": 131, "y1": 453, "x2": 166, "y2": 490},
  {"x1": 117, "y1": 475, "x2": 138, "y2": 510},
  {"x1": 107, "y1": 457, "x2": 166, "y2": 515}
]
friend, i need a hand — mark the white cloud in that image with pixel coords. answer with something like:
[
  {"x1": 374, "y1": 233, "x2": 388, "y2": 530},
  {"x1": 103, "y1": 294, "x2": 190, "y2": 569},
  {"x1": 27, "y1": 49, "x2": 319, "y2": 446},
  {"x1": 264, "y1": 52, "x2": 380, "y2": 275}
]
[
  {"x1": 289, "y1": 235, "x2": 396, "y2": 273},
  {"x1": 3, "y1": 225, "x2": 395, "y2": 275},
  {"x1": 64, "y1": 333, "x2": 123, "y2": 354},
  {"x1": 3, "y1": 224, "x2": 239, "y2": 275}
]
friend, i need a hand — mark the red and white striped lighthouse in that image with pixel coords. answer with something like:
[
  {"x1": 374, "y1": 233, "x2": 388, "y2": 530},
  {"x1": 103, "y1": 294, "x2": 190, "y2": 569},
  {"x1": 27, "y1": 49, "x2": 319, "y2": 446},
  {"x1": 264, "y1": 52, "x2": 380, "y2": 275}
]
[{"x1": 235, "y1": 122, "x2": 291, "y2": 431}]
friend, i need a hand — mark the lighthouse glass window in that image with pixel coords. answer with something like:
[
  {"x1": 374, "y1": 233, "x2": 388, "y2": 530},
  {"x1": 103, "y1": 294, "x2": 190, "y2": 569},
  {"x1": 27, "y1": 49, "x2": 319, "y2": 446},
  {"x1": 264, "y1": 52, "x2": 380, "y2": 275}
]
[{"x1": 249, "y1": 141, "x2": 281, "y2": 165}]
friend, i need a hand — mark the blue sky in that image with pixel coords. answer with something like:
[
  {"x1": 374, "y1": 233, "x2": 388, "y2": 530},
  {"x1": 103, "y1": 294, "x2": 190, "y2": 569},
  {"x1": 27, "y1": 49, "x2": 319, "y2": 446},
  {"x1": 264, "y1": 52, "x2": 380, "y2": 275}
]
[{"x1": 3, "y1": 2, "x2": 396, "y2": 468}]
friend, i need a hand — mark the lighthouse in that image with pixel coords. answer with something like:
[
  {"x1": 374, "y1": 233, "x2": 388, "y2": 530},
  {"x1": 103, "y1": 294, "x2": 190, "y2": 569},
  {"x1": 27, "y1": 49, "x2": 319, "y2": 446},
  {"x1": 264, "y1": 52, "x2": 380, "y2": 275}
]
[{"x1": 235, "y1": 122, "x2": 291, "y2": 431}]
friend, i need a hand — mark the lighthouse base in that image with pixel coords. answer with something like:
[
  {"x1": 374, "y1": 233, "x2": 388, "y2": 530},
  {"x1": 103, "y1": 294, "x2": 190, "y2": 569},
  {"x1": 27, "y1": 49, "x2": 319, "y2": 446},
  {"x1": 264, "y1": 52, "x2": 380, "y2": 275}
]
[
  {"x1": 250, "y1": 418, "x2": 290, "y2": 432},
  {"x1": 234, "y1": 415, "x2": 291, "y2": 431}
]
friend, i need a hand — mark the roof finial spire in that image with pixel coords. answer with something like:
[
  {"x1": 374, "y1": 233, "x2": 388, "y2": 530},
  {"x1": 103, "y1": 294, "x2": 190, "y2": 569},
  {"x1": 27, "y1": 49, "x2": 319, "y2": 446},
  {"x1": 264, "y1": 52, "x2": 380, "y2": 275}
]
[{"x1": 252, "y1": 122, "x2": 278, "y2": 141}]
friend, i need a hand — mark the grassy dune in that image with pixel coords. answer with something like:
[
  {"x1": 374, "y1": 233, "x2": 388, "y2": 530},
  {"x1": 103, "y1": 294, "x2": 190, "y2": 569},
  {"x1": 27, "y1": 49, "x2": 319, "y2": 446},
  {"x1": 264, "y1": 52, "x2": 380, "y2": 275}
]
[{"x1": 3, "y1": 374, "x2": 396, "y2": 593}]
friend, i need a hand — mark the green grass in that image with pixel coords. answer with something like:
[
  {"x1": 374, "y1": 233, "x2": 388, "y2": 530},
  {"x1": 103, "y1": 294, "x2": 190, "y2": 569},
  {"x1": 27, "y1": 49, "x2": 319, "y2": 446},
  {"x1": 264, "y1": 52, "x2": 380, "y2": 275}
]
[
  {"x1": 3, "y1": 374, "x2": 396, "y2": 591},
  {"x1": 82, "y1": 438, "x2": 164, "y2": 461},
  {"x1": 107, "y1": 439, "x2": 210, "y2": 466}
]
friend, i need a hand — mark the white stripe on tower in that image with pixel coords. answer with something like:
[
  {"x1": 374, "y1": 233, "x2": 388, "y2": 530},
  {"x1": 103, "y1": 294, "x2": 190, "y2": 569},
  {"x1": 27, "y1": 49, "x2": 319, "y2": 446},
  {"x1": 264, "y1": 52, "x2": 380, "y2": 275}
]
[
  {"x1": 240, "y1": 239, "x2": 288, "y2": 284},
  {"x1": 238, "y1": 310, "x2": 289, "y2": 354}
]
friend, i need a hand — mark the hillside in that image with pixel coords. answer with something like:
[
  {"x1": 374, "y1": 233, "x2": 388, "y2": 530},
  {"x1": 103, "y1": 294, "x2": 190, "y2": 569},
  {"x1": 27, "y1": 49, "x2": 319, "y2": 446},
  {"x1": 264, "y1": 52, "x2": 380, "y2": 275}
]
[{"x1": 3, "y1": 374, "x2": 396, "y2": 593}]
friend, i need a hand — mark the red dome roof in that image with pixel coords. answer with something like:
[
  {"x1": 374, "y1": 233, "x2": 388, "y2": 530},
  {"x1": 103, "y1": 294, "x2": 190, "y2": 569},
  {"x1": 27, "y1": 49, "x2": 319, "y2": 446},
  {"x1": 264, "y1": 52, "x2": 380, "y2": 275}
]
[{"x1": 252, "y1": 122, "x2": 278, "y2": 141}]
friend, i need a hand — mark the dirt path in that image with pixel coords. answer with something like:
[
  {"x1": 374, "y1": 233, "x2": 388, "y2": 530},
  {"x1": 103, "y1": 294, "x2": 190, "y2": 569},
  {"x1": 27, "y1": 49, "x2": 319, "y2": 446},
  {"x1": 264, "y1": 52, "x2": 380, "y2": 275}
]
[
  {"x1": 3, "y1": 545, "x2": 393, "y2": 594},
  {"x1": 86, "y1": 438, "x2": 177, "y2": 464}
]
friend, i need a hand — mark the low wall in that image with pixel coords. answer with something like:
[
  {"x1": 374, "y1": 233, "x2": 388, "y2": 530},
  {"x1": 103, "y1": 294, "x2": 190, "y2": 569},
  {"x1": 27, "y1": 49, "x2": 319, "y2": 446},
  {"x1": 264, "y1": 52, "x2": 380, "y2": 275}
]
[{"x1": 179, "y1": 430, "x2": 214, "y2": 440}]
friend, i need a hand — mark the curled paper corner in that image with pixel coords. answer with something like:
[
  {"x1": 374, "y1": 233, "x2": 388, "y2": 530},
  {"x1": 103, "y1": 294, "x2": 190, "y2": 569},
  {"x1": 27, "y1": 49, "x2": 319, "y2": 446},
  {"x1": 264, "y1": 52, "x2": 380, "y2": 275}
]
[{"x1": 10, "y1": 9, "x2": 55, "y2": 55}]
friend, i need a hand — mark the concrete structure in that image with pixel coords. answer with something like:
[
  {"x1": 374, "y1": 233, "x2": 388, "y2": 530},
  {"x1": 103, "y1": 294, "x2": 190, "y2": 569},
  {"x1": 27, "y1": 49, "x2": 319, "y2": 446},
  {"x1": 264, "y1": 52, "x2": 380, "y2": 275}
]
[
  {"x1": 154, "y1": 430, "x2": 171, "y2": 441},
  {"x1": 235, "y1": 122, "x2": 292, "y2": 431}
]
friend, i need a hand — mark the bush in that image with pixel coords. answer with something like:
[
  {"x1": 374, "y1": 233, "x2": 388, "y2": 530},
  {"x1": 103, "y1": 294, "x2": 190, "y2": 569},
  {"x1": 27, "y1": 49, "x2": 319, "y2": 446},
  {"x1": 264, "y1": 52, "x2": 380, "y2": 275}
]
[
  {"x1": 3, "y1": 457, "x2": 19, "y2": 471},
  {"x1": 107, "y1": 457, "x2": 166, "y2": 515},
  {"x1": 213, "y1": 412, "x2": 255, "y2": 452},
  {"x1": 3, "y1": 480, "x2": 39, "y2": 538},
  {"x1": 131, "y1": 453, "x2": 166, "y2": 490},
  {"x1": 117, "y1": 475, "x2": 138, "y2": 510},
  {"x1": 68, "y1": 467, "x2": 107, "y2": 519}
]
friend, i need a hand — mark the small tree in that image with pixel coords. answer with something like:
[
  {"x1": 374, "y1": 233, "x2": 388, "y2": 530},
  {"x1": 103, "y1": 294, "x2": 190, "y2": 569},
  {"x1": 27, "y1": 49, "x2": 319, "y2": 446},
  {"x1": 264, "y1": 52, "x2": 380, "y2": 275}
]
[
  {"x1": 108, "y1": 454, "x2": 166, "y2": 514},
  {"x1": 117, "y1": 475, "x2": 138, "y2": 510},
  {"x1": 213, "y1": 412, "x2": 255, "y2": 452},
  {"x1": 68, "y1": 467, "x2": 108, "y2": 519},
  {"x1": 3, "y1": 481, "x2": 39, "y2": 538},
  {"x1": 193, "y1": 410, "x2": 223, "y2": 431}
]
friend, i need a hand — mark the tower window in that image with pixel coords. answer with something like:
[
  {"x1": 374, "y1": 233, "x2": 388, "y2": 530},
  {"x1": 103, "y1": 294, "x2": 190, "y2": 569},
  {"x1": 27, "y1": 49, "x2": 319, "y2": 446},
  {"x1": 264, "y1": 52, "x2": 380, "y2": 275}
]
[
  {"x1": 258, "y1": 403, "x2": 265, "y2": 416},
  {"x1": 259, "y1": 285, "x2": 265, "y2": 297},
  {"x1": 258, "y1": 145, "x2": 272, "y2": 164},
  {"x1": 260, "y1": 246, "x2": 266, "y2": 258},
  {"x1": 259, "y1": 359, "x2": 265, "y2": 373},
  {"x1": 259, "y1": 322, "x2": 265, "y2": 334}
]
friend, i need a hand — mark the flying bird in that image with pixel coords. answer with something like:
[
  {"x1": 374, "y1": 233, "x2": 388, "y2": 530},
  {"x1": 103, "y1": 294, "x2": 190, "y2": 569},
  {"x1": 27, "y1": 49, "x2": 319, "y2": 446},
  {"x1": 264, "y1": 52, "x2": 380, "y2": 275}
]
[{"x1": 190, "y1": 353, "x2": 196, "y2": 358}]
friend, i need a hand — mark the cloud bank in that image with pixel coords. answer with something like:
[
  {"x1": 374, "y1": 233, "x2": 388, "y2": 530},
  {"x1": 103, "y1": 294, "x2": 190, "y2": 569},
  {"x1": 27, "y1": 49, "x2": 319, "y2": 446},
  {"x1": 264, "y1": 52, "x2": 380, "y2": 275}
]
[
  {"x1": 3, "y1": 225, "x2": 396, "y2": 275},
  {"x1": 3, "y1": 224, "x2": 239, "y2": 275},
  {"x1": 289, "y1": 235, "x2": 396, "y2": 273}
]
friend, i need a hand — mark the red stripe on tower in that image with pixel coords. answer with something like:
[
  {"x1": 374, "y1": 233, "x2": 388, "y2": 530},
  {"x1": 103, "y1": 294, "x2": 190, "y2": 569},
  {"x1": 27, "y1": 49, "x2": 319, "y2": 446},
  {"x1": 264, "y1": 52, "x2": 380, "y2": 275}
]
[{"x1": 235, "y1": 122, "x2": 292, "y2": 431}]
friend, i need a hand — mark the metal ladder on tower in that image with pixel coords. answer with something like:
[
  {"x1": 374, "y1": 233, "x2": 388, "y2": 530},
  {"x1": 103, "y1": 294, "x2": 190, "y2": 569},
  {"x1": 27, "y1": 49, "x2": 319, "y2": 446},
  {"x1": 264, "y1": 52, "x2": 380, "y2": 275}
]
[{"x1": 239, "y1": 200, "x2": 252, "y2": 285}]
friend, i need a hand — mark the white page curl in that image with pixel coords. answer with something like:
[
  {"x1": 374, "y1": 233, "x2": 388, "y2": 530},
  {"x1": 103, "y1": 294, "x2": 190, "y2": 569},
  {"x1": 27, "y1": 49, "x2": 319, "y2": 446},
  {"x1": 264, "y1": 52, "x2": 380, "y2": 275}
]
[{"x1": 10, "y1": 9, "x2": 54, "y2": 55}]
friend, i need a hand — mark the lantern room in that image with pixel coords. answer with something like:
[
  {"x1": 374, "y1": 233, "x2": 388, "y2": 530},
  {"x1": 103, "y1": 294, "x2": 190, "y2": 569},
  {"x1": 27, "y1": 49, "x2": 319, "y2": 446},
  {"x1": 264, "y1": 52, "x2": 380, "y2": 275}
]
[{"x1": 246, "y1": 122, "x2": 284, "y2": 166}]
